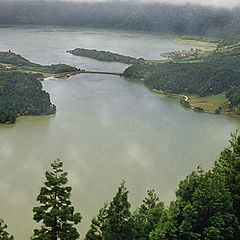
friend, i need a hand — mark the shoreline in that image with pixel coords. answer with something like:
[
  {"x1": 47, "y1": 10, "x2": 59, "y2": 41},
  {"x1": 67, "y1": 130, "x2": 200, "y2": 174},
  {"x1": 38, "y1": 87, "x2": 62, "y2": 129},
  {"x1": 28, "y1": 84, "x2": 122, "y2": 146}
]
[{"x1": 152, "y1": 88, "x2": 240, "y2": 117}]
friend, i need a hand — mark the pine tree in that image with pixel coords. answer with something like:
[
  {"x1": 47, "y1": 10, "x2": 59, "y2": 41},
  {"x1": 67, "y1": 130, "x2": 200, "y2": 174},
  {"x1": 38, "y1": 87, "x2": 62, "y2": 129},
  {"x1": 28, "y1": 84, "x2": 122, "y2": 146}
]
[
  {"x1": 214, "y1": 132, "x2": 240, "y2": 221},
  {"x1": 84, "y1": 203, "x2": 108, "y2": 240},
  {"x1": 0, "y1": 219, "x2": 14, "y2": 240},
  {"x1": 133, "y1": 190, "x2": 164, "y2": 240},
  {"x1": 103, "y1": 181, "x2": 133, "y2": 240},
  {"x1": 32, "y1": 159, "x2": 82, "y2": 240}
]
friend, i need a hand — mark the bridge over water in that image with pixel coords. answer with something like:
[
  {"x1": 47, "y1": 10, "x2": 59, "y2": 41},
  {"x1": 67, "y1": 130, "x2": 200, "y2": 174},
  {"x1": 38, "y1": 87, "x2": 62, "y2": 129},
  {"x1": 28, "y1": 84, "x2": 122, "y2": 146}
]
[{"x1": 55, "y1": 70, "x2": 124, "y2": 78}]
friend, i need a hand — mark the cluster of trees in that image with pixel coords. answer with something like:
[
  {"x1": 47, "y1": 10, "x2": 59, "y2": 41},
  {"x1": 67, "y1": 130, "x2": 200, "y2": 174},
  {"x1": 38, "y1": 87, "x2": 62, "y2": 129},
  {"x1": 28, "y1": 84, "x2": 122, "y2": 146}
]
[
  {"x1": 0, "y1": 70, "x2": 56, "y2": 123},
  {"x1": 0, "y1": 1, "x2": 239, "y2": 37},
  {"x1": 1, "y1": 133, "x2": 240, "y2": 239},
  {"x1": 0, "y1": 51, "x2": 78, "y2": 74},
  {"x1": 226, "y1": 86, "x2": 240, "y2": 108},
  {"x1": 124, "y1": 58, "x2": 240, "y2": 97},
  {"x1": 67, "y1": 48, "x2": 144, "y2": 64}
]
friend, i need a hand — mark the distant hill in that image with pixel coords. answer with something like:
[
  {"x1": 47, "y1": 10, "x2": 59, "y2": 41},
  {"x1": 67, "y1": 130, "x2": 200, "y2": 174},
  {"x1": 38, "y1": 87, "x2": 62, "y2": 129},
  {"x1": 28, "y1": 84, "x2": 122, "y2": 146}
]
[{"x1": 0, "y1": 1, "x2": 239, "y2": 37}]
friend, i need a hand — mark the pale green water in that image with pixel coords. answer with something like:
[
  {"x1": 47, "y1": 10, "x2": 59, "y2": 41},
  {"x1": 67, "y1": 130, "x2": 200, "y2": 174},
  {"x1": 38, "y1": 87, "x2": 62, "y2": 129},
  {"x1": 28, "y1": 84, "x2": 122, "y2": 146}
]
[{"x1": 0, "y1": 26, "x2": 239, "y2": 239}]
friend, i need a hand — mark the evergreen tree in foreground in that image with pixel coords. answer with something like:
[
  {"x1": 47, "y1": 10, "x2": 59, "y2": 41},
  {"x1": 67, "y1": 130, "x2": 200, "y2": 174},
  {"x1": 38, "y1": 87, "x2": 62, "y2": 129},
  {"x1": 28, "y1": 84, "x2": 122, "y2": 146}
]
[
  {"x1": 149, "y1": 133, "x2": 240, "y2": 240},
  {"x1": 132, "y1": 190, "x2": 164, "y2": 240},
  {"x1": 85, "y1": 181, "x2": 133, "y2": 240},
  {"x1": 103, "y1": 181, "x2": 133, "y2": 240},
  {"x1": 32, "y1": 159, "x2": 82, "y2": 240},
  {"x1": 214, "y1": 132, "x2": 240, "y2": 221},
  {"x1": 84, "y1": 202, "x2": 108, "y2": 240},
  {"x1": 0, "y1": 219, "x2": 14, "y2": 240}
]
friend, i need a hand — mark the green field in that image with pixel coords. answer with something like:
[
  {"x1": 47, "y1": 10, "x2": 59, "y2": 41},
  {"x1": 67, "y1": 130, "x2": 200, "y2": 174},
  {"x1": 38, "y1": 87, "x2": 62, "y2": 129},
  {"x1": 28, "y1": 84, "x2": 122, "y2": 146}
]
[{"x1": 189, "y1": 93, "x2": 227, "y2": 112}]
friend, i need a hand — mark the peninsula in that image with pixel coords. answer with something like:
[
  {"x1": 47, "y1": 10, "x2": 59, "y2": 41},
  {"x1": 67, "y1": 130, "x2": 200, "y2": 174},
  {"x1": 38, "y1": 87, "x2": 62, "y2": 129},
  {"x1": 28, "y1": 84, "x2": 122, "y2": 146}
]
[
  {"x1": 0, "y1": 51, "x2": 79, "y2": 124},
  {"x1": 67, "y1": 48, "x2": 144, "y2": 64}
]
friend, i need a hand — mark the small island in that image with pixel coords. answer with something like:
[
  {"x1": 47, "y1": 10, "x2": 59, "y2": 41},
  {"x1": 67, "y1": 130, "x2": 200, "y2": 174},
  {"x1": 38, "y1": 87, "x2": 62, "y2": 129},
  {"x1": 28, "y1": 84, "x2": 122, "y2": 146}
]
[
  {"x1": 0, "y1": 51, "x2": 80, "y2": 124},
  {"x1": 67, "y1": 48, "x2": 144, "y2": 64}
]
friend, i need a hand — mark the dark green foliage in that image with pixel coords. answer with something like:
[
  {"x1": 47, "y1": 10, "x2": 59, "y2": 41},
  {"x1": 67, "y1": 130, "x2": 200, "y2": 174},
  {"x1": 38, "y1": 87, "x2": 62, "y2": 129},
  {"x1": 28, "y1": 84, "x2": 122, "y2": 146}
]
[
  {"x1": 124, "y1": 47, "x2": 240, "y2": 97},
  {"x1": 67, "y1": 48, "x2": 142, "y2": 64},
  {"x1": 0, "y1": 110, "x2": 16, "y2": 124},
  {"x1": 0, "y1": 219, "x2": 14, "y2": 240},
  {"x1": 226, "y1": 86, "x2": 240, "y2": 107},
  {"x1": 0, "y1": 52, "x2": 78, "y2": 74},
  {"x1": 103, "y1": 181, "x2": 133, "y2": 240},
  {"x1": 0, "y1": 70, "x2": 56, "y2": 123},
  {"x1": 85, "y1": 203, "x2": 108, "y2": 240},
  {"x1": 85, "y1": 181, "x2": 133, "y2": 240},
  {"x1": 150, "y1": 167, "x2": 240, "y2": 240},
  {"x1": 32, "y1": 159, "x2": 82, "y2": 240},
  {"x1": 132, "y1": 190, "x2": 164, "y2": 240},
  {"x1": 149, "y1": 134, "x2": 240, "y2": 240},
  {"x1": 214, "y1": 132, "x2": 240, "y2": 221}
]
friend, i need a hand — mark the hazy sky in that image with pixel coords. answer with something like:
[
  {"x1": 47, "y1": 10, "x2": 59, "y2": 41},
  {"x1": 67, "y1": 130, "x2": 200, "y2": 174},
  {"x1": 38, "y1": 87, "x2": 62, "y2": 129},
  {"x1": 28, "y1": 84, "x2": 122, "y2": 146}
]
[
  {"x1": 62, "y1": 0, "x2": 240, "y2": 8},
  {"x1": 10, "y1": 0, "x2": 239, "y2": 9}
]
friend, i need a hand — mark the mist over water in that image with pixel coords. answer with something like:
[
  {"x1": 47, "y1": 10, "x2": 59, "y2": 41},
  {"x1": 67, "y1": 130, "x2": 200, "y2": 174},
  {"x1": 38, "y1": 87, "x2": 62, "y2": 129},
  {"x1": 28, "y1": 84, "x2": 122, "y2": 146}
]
[{"x1": 0, "y1": 26, "x2": 240, "y2": 239}]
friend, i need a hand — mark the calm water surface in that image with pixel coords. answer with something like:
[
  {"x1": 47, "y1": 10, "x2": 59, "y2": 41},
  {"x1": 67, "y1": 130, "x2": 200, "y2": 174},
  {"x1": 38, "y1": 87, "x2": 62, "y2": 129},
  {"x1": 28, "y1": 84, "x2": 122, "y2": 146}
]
[{"x1": 0, "y1": 26, "x2": 239, "y2": 239}]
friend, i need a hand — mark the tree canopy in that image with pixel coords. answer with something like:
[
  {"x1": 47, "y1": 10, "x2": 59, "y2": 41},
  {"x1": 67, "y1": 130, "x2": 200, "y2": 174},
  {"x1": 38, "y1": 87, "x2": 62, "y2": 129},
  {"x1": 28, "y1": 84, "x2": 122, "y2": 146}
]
[{"x1": 0, "y1": 70, "x2": 56, "y2": 124}]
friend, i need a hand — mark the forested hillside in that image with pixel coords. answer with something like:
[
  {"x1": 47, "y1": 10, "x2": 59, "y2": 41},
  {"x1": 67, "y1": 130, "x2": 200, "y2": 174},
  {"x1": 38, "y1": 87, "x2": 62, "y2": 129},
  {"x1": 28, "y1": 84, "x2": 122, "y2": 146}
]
[
  {"x1": 0, "y1": 70, "x2": 56, "y2": 124},
  {"x1": 124, "y1": 38, "x2": 240, "y2": 114},
  {"x1": 0, "y1": 1, "x2": 239, "y2": 37}
]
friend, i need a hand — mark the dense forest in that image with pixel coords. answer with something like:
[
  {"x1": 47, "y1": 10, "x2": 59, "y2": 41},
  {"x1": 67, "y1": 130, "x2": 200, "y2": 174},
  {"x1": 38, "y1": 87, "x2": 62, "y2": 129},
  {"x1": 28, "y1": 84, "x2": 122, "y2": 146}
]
[
  {"x1": 67, "y1": 48, "x2": 143, "y2": 64},
  {"x1": 0, "y1": 1, "x2": 239, "y2": 37},
  {"x1": 124, "y1": 37, "x2": 240, "y2": 114},
  {"x1": 0, "y1": 70, "x2": 56, "y2": 124},
  {"x1": 1, "y1": 133, "x2": 240, "y2": 239}
]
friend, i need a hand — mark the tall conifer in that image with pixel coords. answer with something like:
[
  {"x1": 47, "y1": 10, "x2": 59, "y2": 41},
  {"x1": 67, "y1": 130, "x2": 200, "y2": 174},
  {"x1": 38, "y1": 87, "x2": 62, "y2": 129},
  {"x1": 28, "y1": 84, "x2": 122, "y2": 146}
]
[
  {"x1": 103, "y1": 181, "x2": 133, "y2": 240},
  {"x1": 32, "y1": 159, "x2": 81, "y2": 240}
]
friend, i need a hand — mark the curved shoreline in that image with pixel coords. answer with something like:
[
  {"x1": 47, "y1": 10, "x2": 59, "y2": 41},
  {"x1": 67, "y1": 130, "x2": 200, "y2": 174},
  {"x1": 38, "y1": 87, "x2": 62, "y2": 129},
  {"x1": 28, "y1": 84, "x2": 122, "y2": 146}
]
[{"x1": 152, "y1": 88, "x2": 240, "y2": 117}]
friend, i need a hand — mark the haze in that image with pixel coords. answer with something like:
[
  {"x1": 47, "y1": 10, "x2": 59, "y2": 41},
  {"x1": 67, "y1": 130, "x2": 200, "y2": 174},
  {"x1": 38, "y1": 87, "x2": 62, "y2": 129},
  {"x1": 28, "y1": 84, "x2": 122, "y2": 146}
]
[
  {"x1": 61, "y1": 0, "x2": 239, "y2": 8},
  {"x1": 7, "y1": 0, "x2": 240, "y2": 9}
]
